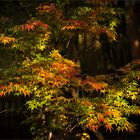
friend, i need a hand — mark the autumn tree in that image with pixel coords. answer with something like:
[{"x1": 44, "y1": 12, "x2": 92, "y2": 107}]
[{"x1": 0, "y1": 0, "x2": 140, "y2": 140}]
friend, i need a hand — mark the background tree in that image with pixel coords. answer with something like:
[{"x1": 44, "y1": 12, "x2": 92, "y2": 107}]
[{"x1": 125, "y1": 0, "x2": 140, "y2": 60}]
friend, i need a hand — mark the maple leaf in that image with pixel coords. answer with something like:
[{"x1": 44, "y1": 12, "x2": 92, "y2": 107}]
[
  {"x1": 20, "y1": 20, "x2": 49, "y2": 31},
  {"x1": 35, "y1": 67, "x2": 53, "y2": 79},
  {"x1": 105, "y1": 124, "x2": 112, "y2": 132},
  {"x1": 61, "y1": 19, "x2": 84, "y2": 31},
  {"x1": 18, "y1": 88, "x2": 30, "y2": 96},
  {"x1": 97, "y1": 113, "x2": 105, "y2": 122},
  {"x1": 85, "y1": 118, "x2": 100, "y2": 132},
  {"x1": 0, "y1": 85, "x2": 6, "y2": 90},
  {"x1": 49, "y1": 50, "x2": 62, "y2": 59},
  {"x1": 67, "y1": 20, "x2": 82, "y2": 26},
  {"x1": 36, "y1": 3, "x2": 63, "y2": 18},
  {"x1": 36, "y1": 4, "x2": 56, "y2": 14},
  {"x1": 0, "y1": 91, "x2": 6, "y2": 97},
  {"x1": 0, "y1": 36, "x2": 16, "y2": 44},
  {"x1": 21, "y1": 24, "x2": 34, "y2": 31},
  {"x1": 82, "y1": 77, "x2": 107, "y2": 91},
  {"x1": 80, "y1": 100, "x2": 93, "y2": 107},
  {"x1": 61, "y1": 25, "x2": 77, "y2": 30}
]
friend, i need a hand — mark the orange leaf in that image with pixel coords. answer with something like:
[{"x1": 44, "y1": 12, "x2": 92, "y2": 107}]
[
  {"x1": 0, "y1": 36, "x2": 16, "y2": 44},
  {"x1": 21, "y1": 20, "x2": 49, "y2": 31},
  {"x1": 105, "y1": 124, "x2": 112, "y2": 132},
  {"x1": 0, "y1": 91, "x2": 6, "y2": 97},
  {"x1": 61, "y1": 25, "x2": 77, "y2": 30}
]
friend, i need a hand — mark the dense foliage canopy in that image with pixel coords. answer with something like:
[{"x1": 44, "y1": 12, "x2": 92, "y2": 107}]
[{"x1": 0, "y1": 0, "x2": 140, "y2": 139}]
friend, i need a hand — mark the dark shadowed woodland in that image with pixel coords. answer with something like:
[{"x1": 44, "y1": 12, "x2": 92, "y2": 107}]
[{"x1": 0, "y1": 0, "x2": 140, "y2": 140}]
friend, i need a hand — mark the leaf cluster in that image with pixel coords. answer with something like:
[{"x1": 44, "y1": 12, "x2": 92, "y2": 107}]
[
  {"x1": 0, "y1": 51, "x2": 140, "y2": 139},
  {"x1": 0, "y1": 1, "x2": 139, "y2": 140}
]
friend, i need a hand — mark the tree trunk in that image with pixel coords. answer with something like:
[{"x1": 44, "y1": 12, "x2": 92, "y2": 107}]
[{"x1": 125, "y1": 0, "x2": 140, "y2": 60}]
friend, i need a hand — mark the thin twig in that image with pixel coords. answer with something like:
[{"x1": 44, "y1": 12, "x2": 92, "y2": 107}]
[
  {"x1": 0, "y1": 108, "x2": 16, "y2": 114},
  {"x1": 66, "y1": 36, "x2": 72, "y2": 48}
]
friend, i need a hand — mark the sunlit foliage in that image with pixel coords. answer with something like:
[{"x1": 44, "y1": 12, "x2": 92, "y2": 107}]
[
  {"x1": 0, "y1": 50, "x2": 140, "y2": 139},
  {"x1": 0, "y1": 36, "x2": 16, "y2": 44},
  {"x1": 0, "y1": 0, "x2": 140, "y2": 140}
]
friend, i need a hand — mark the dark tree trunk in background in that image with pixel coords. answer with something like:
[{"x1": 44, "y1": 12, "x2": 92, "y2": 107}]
[{"x1": 125, "y1": 0, "x2": 140, "y2": 60}]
